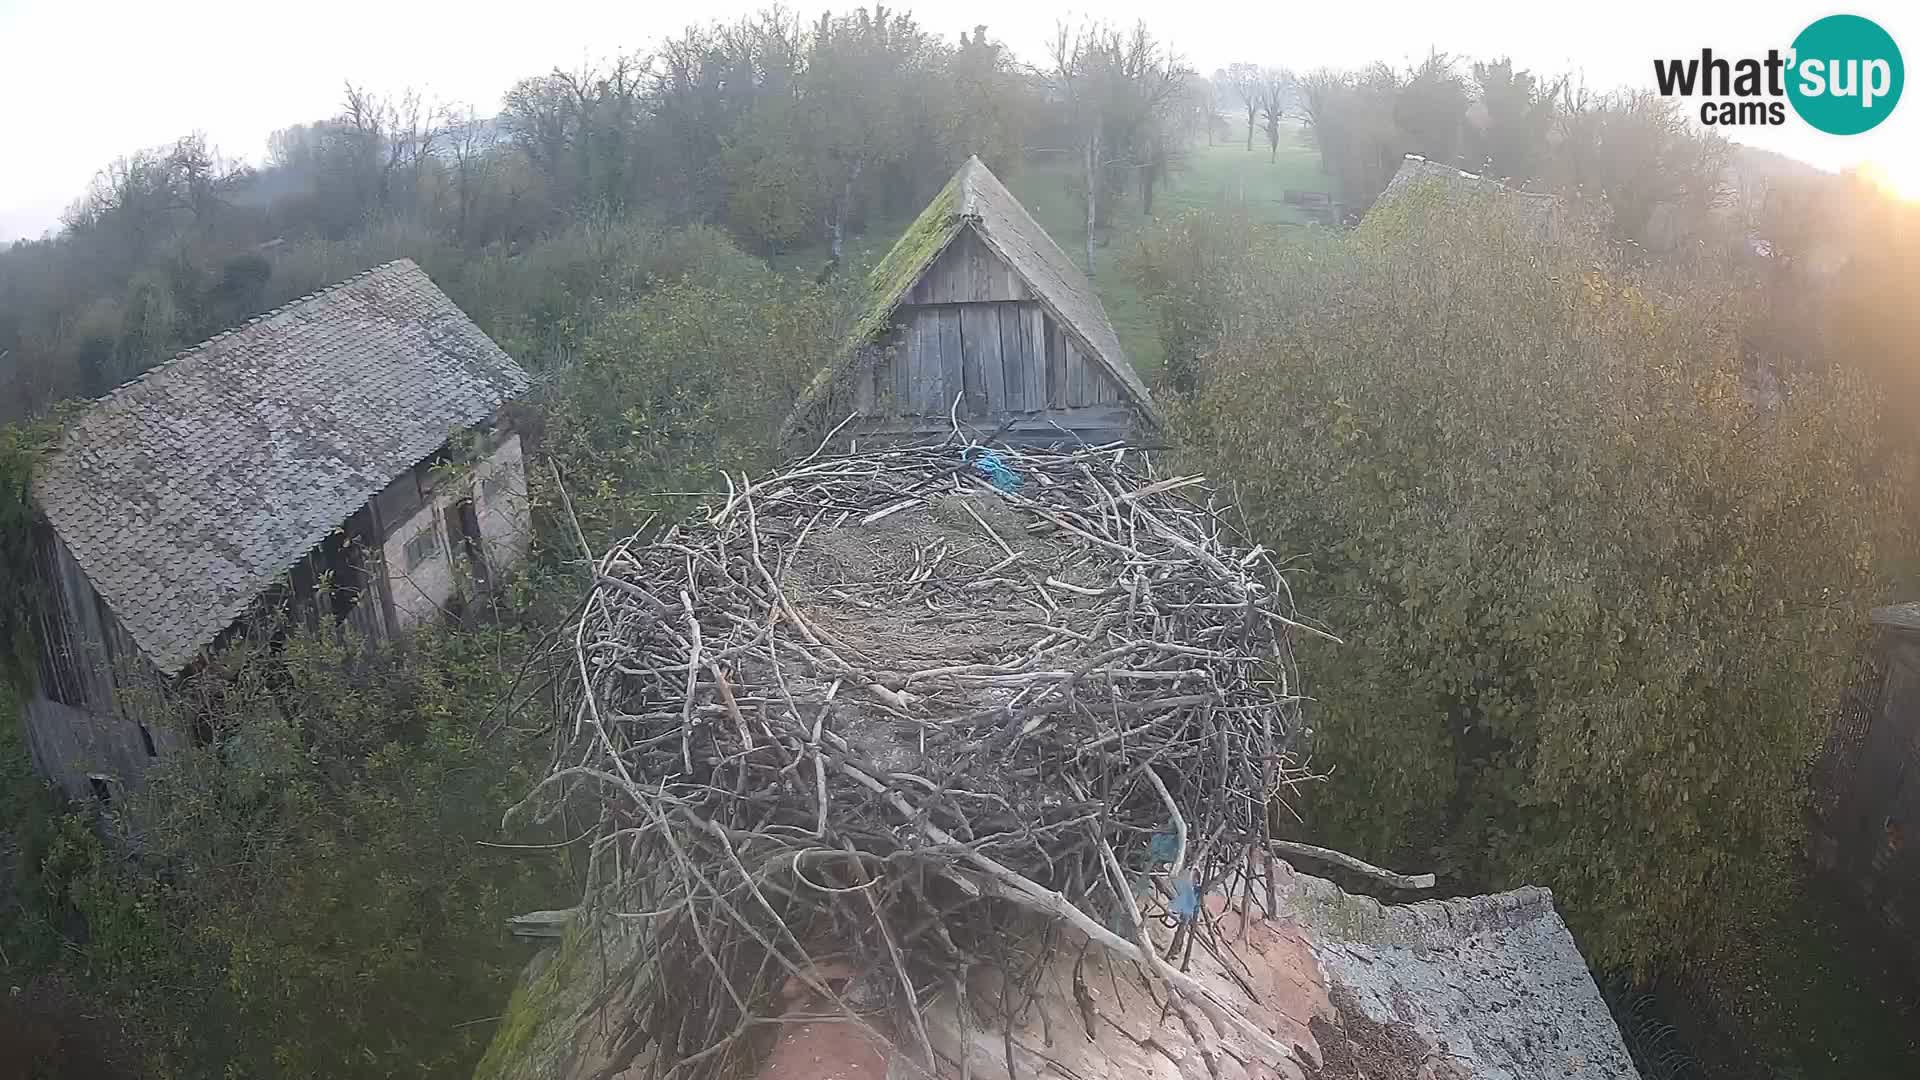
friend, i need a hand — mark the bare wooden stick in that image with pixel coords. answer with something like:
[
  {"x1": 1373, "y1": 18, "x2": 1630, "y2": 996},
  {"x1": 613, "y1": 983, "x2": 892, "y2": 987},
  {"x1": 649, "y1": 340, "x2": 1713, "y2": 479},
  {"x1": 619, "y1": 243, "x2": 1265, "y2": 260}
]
[{"x1": 1269, "y1": 839, "x2": 1437, "y2": 890}]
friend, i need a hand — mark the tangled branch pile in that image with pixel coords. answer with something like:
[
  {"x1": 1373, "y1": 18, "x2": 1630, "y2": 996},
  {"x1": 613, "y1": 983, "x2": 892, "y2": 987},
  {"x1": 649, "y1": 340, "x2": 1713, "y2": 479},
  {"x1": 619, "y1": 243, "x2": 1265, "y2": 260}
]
[{"x1": 532, "y1": 441, "x2": 1328, "y2": 1077}]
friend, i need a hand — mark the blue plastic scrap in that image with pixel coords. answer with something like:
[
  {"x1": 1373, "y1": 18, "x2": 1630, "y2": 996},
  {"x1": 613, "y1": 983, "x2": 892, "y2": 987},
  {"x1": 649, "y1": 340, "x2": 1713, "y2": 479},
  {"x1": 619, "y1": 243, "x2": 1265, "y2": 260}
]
[
  {"x1": 1149, "y1": 830, "x2": 1181, "y2": 864},
  {"x1": 1171, "y1": 872, "x2": 1199, "y2": 920},
  {"x1": 970, "y1": 449, "x2": 1023, "y2": 492}
]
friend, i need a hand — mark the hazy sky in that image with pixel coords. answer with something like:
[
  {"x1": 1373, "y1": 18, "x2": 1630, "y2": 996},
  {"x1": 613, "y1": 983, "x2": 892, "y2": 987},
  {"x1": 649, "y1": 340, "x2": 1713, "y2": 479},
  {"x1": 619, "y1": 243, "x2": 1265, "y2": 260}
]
[{"x1": 2, "y1": 0, "x2": 1915, "y2": 241}]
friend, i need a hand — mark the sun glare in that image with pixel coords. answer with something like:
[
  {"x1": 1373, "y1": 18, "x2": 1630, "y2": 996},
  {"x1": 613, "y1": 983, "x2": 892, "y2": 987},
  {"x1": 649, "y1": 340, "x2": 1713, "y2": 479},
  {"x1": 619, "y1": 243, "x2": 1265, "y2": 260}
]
[{"x1": 1859, "y1": 158, "x2": 1920, "y2": 203}]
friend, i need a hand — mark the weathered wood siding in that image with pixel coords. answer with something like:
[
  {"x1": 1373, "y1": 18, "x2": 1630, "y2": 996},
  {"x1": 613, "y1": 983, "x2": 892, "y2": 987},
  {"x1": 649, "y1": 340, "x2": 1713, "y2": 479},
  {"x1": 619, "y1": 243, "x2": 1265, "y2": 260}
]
[
  {"x1": 868, "y1": 303, "x2": 1125, "y2": 418},
  {"x1": 23, "y1": 527, "x2": 177, "y2": 801},
  {"x1": 18, "y1": 413, "x2": 532, "y2": 803},
  {"x1": 903, "y1": 229, "x2": 1033, "y2": 305},
  {"x1": 847, "y1": 225, "x2": 1134, "y2": 445}
]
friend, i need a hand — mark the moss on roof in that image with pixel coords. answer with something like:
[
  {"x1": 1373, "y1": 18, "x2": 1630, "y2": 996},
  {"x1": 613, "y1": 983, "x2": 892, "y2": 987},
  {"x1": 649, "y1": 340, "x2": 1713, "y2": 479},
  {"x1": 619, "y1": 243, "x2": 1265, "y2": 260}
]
[
  {"x1": 784, "y1": 155, "x2": 1157, "y2": 442},
  {"x1": 851, "y1": 167, "x2": 969, "y2": 345},
  {"x1": 787, "y1": 166, "x2": 971, "y2": 432}
]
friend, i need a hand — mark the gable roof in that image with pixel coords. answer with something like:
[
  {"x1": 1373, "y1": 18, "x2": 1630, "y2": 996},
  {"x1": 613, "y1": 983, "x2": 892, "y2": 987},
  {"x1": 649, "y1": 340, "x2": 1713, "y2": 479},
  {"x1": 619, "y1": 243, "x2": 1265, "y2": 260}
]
[
  {"x1": 1373, "y1": 154, "x2": 1559, "y2": 238},
  {"x1": 33, "y1": 259, "x2": 529, "y2": 675},
  {"x1": 792, "y1": 155, "x2": 1157, "y2": 433}
]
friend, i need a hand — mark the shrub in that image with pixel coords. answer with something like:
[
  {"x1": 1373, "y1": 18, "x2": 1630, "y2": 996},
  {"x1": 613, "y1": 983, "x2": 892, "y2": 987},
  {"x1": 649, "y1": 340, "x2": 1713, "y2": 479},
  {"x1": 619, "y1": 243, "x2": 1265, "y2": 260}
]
[
  {"x1": 1158, "y1": 191, "x2": 1907, "y2": 972},
  {"x1": 42, "y1": 620, "x2": 569, "y2": 1078},
  {"x1": 538, "y1": 239, "x2": 853, "y2": 546}
]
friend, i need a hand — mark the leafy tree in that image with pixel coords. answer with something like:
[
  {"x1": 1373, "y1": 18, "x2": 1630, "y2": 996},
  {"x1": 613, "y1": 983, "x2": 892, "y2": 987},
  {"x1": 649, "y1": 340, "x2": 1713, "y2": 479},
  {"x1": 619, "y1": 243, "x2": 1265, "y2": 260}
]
[
  {"x1": 802, "y1": 6, "x2": 934, "y2": 258},
  {"x1": 1308, "y1": 64, "x2": 1408, "y2": 212},
  {"x1": 1155, "y1": 194, "x2": 1907, "y2": 973},
  {"x1": 938, "y1": 26, "x2": 1030, "y2": 181},
  {"x1": 1045, "y1": 21, "x2": 1191, "y2": 269},
  {"x1": 1130, "y1": 207, "x2": 1279, "y2": 399},
  {"x1": 1466, "y1": 58, "x2": 1560, "y2": 182},
  {"x1": 723, "y1": 95, "x2": 821, "y2": 255},
  {"x1": 1553, "y1": 89, "x2": 1731, "y2": 248},
  {"x1": 1393, "y1": 51, "x2": 1468, "y2": 164},
  {"x1": 538, "y1": 230, "x2": 853, "y2": 545}
]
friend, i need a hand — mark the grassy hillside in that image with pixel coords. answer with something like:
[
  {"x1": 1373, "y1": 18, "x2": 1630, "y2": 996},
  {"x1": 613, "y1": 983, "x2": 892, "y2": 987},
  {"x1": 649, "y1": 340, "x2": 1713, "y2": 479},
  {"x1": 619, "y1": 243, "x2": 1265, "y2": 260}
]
[{"x1": 812, "y1": 125, "x2": 1329, "y2": 384}]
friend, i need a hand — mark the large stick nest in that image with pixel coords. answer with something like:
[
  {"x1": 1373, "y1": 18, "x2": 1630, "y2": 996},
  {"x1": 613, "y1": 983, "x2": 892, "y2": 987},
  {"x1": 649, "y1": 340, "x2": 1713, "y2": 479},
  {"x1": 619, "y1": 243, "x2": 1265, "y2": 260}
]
[{"x1": 534, "y1": 440, "x2": 1327, "y2": 1078}]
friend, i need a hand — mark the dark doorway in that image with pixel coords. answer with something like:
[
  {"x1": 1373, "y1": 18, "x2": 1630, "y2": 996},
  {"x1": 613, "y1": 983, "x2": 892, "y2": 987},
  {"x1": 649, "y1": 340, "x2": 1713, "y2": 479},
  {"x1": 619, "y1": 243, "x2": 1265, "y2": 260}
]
[{"x1": 451, "y1": 498, "x2": 489, "y2": 590}]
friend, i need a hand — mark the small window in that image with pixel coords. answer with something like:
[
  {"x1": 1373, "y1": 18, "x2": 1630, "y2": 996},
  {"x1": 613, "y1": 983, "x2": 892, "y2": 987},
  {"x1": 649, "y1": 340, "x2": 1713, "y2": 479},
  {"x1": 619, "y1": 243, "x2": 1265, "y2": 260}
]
[
  {"x1": 88, "y1": 775, "x2": 112, "y2": 804},
  {"x1": 403, "y1": 526, "x2": 440, "y2": 570}
]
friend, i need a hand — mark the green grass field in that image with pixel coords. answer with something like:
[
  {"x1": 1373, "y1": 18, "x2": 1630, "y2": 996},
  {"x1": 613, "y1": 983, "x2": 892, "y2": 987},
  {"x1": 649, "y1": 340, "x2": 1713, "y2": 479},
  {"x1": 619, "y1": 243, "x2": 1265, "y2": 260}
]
[{"x1": 816, "y1": 124, "x2": 1328, "y2": 384}]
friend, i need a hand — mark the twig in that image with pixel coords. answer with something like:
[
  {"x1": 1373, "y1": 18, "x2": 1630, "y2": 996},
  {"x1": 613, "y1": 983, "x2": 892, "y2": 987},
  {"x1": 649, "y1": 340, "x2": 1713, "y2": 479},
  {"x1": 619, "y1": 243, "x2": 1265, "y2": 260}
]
[{"x1": 1268, "y1": 839, "x2": 1436, "y2": 890}]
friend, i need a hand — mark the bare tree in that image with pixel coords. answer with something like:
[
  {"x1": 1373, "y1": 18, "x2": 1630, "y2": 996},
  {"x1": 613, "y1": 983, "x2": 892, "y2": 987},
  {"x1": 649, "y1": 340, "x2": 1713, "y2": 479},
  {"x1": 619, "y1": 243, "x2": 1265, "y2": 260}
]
[
  {"x1": 1188, "y1": 76, "x2": 1219, "y2": 146},
  {"x1": 1255, "y1": 68, "x2": 1294, "y2": 161},
  {"x1": 341, "y1": 83, "x2": 440, "y2": 212},
  {"x1": 1219, "y1": 63, "x2": 1262, "y2": 151},
  {"x1": 1048, "y1": 23, "x2": 1108, "y2": 273},
  {"x1": 441, "y1": 105, "x2": 497, "y2": 243},
  {"x1": 1049, "y1": 22, "x2": 1189, "y2": 270}
]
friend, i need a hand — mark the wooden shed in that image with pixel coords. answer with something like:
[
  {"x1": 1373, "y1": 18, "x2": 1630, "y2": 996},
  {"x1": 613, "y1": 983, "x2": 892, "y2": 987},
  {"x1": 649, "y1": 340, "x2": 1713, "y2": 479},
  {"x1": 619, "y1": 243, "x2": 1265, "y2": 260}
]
[
  {"x1": 787, "y1": 156, "x2": 1159, "y2": 446},
  {"x1": 20, "y1": 260, "x2": 532, "y2": 802}
]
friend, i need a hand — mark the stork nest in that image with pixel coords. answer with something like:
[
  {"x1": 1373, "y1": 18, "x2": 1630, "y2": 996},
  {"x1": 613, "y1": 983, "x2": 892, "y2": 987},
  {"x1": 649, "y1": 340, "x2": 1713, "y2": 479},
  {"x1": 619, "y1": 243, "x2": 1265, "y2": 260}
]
[{"x1": 524, "y1": 440, "x2": 1329, "y2": 1079}]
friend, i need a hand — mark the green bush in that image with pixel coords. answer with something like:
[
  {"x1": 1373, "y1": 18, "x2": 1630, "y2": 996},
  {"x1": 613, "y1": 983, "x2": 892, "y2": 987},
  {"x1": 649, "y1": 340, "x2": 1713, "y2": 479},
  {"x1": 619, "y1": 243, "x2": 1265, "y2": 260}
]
[
  {"x1": 31, "y1": 620, "x2": 570, "y2": 1078},
  {"x1": 538, "y1": 242, "x2": 853, "y2": 547},
  {"x1": 1129, "y1": 207, "x2": 1287, "y2": 399},
  {"x1": 1157, "y1": 191, "x2": 1908, "y2": 973}
]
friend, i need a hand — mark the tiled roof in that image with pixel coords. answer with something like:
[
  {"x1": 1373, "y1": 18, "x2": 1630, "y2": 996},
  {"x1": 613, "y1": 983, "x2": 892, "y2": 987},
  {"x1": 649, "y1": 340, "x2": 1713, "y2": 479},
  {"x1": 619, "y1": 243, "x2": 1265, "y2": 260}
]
[
  {"x1": 489, "y1": 862, "x2": 1640, "y2": 1079},
  {"x1": 33, "y1": 259, "x2": 529, "y2": 675},
  {"x1": 1373, "y1": 154, "x2": 1559, "y2": 239}
]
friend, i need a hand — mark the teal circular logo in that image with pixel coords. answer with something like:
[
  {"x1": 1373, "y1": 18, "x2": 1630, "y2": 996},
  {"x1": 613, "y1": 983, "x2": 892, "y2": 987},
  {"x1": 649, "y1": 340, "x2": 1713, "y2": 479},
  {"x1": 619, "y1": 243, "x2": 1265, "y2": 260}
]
[{"x1": 1788, "y1": 14, "x2": 1904, "y2": 134}]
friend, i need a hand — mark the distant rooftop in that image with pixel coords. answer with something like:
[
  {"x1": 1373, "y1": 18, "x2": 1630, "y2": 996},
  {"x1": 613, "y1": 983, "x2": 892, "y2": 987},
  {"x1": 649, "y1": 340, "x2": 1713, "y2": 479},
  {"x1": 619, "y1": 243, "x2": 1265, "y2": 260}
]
[
  {"x1": 1872, "y1": 603, "x2": 1920, "y2": 633},
  {"x1": 1372, "y1": 154, "x2": 1560, "y2": 239}
]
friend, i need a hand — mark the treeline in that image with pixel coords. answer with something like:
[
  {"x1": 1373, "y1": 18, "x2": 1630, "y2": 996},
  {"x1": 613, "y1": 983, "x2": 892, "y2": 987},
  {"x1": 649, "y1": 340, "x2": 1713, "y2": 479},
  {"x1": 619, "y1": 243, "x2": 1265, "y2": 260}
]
[
  {"x1": 0, "y1": 8, "x2": 1213, "y2": 420},
  {"x1": 1212, "y1": 53, "x2": 1734, "y2": 249}
]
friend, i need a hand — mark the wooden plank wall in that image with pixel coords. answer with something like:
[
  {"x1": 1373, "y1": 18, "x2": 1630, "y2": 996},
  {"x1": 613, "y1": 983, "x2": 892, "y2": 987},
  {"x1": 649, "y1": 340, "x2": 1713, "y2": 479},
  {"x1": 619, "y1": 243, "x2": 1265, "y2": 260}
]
[
  {"x1": 23, "y1": 525, "x2": 174, "y2": 800},
  {"x1": 851, "y1": 226, "x2": 1133, "y2": 440},
  {"x1": 873, "y1": 301, "x2": 1125, "y2": 422},
  {"x1": 904, "y1": 229, "x2": 1032, "y2": 306}
]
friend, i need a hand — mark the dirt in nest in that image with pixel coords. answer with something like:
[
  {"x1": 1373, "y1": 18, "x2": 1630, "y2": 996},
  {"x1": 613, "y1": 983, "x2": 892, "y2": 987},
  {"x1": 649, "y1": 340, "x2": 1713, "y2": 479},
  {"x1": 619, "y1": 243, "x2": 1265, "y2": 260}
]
[
  {"x1": 1295, "y1": 984, "x2": 1470, "y2": 1080},
  {"x1": 784, "y1": 491, "x2": 1102, "y2": 677},
  {"x1": 764, "y1": 489, "x2": 1120, "y2": 805}
]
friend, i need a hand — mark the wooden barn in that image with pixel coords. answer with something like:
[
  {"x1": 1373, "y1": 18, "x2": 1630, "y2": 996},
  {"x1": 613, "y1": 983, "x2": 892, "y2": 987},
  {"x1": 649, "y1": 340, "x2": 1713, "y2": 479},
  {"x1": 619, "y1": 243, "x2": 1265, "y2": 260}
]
[
  {"x1": 20, "y1": 260, "x2": 532, "y2": 802},
  {"x1": 788, "y1": 156, "x2": 1159, "y2": 446}
]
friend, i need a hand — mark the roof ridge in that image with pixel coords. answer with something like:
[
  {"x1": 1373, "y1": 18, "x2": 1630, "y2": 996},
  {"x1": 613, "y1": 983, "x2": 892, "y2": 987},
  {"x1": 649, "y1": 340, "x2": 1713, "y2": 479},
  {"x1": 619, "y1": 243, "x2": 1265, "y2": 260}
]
[
  {"x1": 1283, "y1": 865, "x2": 1560, "y2": 950},
  {"x1": 91, "y1": 259, "x2": 419, "y2": 401},
  {"x1": 957, "y1": 155, "x2": 985, "y2": 220},
  {"x1": 1398, "y1": 153, "x2": 1552, "y2": 199}
]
